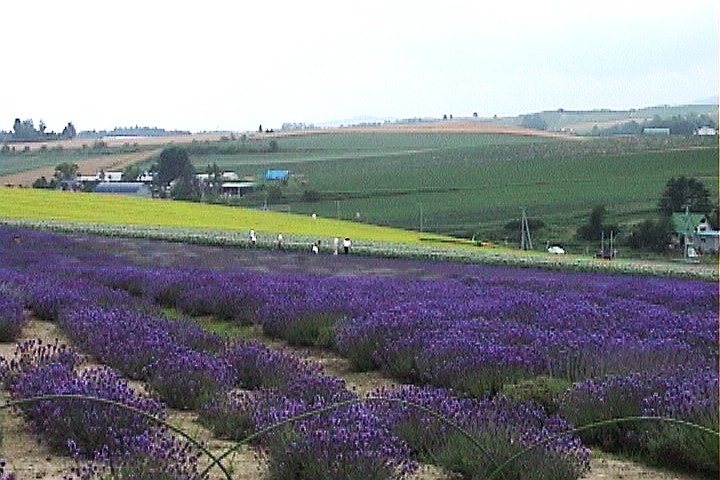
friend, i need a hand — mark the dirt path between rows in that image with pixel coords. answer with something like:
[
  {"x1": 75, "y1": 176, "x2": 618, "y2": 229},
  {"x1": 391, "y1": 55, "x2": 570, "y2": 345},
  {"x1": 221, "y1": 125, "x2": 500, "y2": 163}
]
[
  {"x1": 0, "y1": 149, "x2": 160, "y2": 188},
  {"x1": 0, "y1": 316, "x2": 710, "y2": 480},
  {"x1": 271, "y1": 341, "x2": 711, "y2": 480},
  {"x1": 0, "y1": 316, "x2": 265, "y2": 480}
]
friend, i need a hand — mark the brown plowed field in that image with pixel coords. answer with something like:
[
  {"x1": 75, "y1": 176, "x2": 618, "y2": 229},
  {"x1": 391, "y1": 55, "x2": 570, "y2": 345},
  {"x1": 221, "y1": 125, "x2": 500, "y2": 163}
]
[
  {"x1": 0, "y1": 150, "x2": 160, "y2": 187},
  {"x1": 6, "y1": 133, "x2": 227, "y2": 153},
  {"x1": 263, "y1": 120, "x2": 585, "y2": 140}
]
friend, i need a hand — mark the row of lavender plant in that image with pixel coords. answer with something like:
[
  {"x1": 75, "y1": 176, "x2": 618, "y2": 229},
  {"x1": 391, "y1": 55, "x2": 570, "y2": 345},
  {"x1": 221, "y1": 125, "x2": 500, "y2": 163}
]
[
  {"x1": 77, "y1": 244, "x2": 718, "y2": 473},
  {"x1": 1, "y1": 226, "x2": 716, "y2": 476},
  {"x1": 0, "y1": 339, "x2": 206, "y2": 479},
  {"x1": 0, "y1": 266, "x2": 419, "y2": 479},
  {"x1": 0, "y1": 291, "x2": 24, "y2": 343},
  {"x1": 0, "y1": 228, "x2": 594, "y2": 479}
]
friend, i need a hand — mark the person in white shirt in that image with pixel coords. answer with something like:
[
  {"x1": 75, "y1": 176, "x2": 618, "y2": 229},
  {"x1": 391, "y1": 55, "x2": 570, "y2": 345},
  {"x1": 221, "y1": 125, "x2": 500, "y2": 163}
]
[{"x1": 342, "y1": 237, "x2": 351, "y2": 254}]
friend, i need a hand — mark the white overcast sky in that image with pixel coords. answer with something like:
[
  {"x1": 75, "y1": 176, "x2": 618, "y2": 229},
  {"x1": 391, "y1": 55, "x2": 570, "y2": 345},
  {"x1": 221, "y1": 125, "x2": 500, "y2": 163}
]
[{"x1": 1, "y1": 0, "x2": 717, "y2": 133}]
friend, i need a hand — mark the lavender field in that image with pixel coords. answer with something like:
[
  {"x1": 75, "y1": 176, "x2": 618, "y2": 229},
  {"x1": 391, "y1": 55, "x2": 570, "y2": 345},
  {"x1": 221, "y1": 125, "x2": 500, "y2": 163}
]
[{"x1": 0, "y1": 226, "x2": 717, "y2": 479}]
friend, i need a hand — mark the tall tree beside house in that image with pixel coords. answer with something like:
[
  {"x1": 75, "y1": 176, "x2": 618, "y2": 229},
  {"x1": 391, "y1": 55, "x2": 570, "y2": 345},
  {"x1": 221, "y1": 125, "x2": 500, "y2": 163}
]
[
  {"x1": 122, "y1": 164, "x2": 141, "y2": 181},
  {"x1": 53, "y1": 162, "x2": 79, "y2": 182},
  {"x1": 707, "y1": 203, "x2": 720, "y2": 231},
  {"x1": 658, "y1": 176, "x2": 711, "y2": 216},
  {"x1": 204, "y1": 162, "x2": 223, "y2": 197},
  {"x1": 155, "y1": 146, "x2": 194, "y2": 186}
]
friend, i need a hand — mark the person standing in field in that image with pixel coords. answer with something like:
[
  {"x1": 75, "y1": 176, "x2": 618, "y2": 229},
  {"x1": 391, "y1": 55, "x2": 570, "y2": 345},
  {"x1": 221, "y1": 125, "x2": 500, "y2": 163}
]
[
  {"x1": 333, "y1": 237, "x2": 339, "y2": 255},
  {"x1": 343, "y1": 237, "x2": 351, "y2": 254},
  {"x1": 277, "y1": 233, "x2": 284, "y2": 250},
  {"x1": 249, "y1": 229, "x2": 257, "y2": 247}
]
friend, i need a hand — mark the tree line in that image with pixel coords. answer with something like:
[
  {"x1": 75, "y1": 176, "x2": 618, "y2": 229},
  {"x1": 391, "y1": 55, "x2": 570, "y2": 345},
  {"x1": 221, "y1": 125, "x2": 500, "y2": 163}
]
[
  {"x1": 576, "y1": 176, "x2": 718, "y2": 253},
  {"x1": 592, "y1": 113, "x2": 717, "y2": 136},
  {"x1": 0, "y1": 118, "x2": 76, "y2": 142}
]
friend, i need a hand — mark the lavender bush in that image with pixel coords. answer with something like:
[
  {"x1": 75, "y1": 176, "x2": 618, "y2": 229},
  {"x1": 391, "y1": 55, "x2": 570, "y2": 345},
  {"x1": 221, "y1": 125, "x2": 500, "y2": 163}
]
[
  {"x1": 562, "y1": 366, "x2": 719, "y2": 474},
  {"x1": 1, "y1": 226, "x2": 717, "y2": 478},
  {"x1": 0, "y1": 293, "x2": 24, "y2": 342},
  {"x1": 224, "y1": 340, "x2": 320, "y2": 389},
  {"x1": 67, "y1": 431, "x2": 208, "y2": 480},
  {"x1": 375, "y1": 385, "x2": 590, "y2": 480}
]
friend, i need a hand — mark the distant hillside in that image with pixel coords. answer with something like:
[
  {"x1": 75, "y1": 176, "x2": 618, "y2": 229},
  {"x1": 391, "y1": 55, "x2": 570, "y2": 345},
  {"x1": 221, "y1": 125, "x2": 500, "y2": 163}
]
[{"x1": 506, "y1": 104, "x2": 719, "y2": 134}]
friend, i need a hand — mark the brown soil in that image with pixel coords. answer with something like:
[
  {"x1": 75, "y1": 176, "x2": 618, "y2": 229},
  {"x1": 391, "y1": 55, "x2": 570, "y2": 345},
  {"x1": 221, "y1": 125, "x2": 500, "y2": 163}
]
[
  {"x1": 269, "y1": 342, "x2": 710, "y2": 480},
  {"x1": 0, "y1": 316, "x2": 709, "y2": 480},
  {"x1": 263, "y1": 120, "x2": 585, "y2": 141},
  {"x1": 0, "y1": 316, "x2": 265, "y2": 479},
  {"x1": 5, "y1": 134, "x2": 227, "y2": 153}
]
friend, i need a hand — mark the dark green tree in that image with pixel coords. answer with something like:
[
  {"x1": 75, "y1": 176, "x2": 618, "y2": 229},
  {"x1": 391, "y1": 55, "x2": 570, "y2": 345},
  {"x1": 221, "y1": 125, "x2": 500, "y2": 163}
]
[
  {"x1": 202, "y1": 162, "x2": 223, "y2": 197},
  {"x1": 61, "y1": 122, "x2": 77, "y2": 139},
  {"x1": 170, "y1": 176, "x2": 201, "y2": 201},
  {"x1": 156, "y1": 146, "x2": 194, "y2": 186},
  {"x1": 577, "y1": 205, "x2": 608, "y2": 240},
  {"x1": 658, "y1": 176, "x2": 711, "y2": 215},
  {"x1": 627, "y1": 217, "x2": 672, "y2": 253},
  {"x1": 32, "y1": 176, "x2": 50, "y2": 189},
  {"x1": 707, "y1": 203, "x2": 719, "y2": 231},
  {"x1": 53, "y1": 162, "x2": 79, "y2": 181},
  {"x1": 122, "y1": 164, "x2": 141, "y2": 181},
  {"x1": 12, "y1": 118, "x2": 38, "y2": 140}
]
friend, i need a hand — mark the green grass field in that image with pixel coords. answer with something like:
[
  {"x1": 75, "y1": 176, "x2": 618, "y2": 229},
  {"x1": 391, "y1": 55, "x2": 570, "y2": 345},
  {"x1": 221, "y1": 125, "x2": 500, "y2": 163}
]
[{"x1": 182, "y1": 133, "x2": 718, "y2": 250}]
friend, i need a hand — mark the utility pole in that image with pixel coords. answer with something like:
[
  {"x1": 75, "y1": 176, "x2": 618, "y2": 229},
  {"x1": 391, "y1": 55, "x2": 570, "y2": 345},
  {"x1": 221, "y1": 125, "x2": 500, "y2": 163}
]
[
  {"x1": 419, "y1": 203, "x2": 424, "y2": 233},
  {"x1": 336, "y1": 200, "x2": 340, "y2": 220},
  {"x1": 520, "y1": 207, "x2": 533, "y2": 250}
]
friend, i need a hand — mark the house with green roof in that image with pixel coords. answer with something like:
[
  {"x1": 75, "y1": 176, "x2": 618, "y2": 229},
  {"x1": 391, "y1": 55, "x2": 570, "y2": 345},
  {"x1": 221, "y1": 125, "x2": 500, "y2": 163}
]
[{"x1": 670, "y1": 212, "x2": 718, "y2": 255}]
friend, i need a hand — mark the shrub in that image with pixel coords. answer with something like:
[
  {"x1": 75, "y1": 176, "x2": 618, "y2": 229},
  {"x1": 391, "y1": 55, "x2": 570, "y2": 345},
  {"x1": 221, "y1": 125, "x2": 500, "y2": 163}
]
[
  {"x1": 224, "y1": 340, "x2": 319, "y2": 390},
  {"x1": 197, "y1": 390, "x2": 256, "y2": 441},
  {"x1": 8, "y1": 361, "x2": 164, "y2": 458},
  {"x1": 642, "y1": 367, "x2": 719, "y2": 475},
  {"x1": 282, "y1": 314, "x2": 339, "y2": 348},
  {"x1": 146, "y1": 348, "x2": 231, "y2": 410},
  {"x1": 561, "y1": 365, "x2": 719, "y2": 476},
  {"x1": 68, "y1": 431, "x2": 208, "y2": 480},
  {"x1": 376, "y1": 385, "x2": 590, "y2": 480},
  {"x1": 501, "y1": 376, "x2": 572, "y2": 415}
]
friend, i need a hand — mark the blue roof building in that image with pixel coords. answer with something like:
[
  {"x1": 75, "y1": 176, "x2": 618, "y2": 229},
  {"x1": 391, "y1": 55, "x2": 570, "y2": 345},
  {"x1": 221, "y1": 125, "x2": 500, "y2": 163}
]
[{"x1": 265, "y1": 169, "x2": 289, "y2": 181}]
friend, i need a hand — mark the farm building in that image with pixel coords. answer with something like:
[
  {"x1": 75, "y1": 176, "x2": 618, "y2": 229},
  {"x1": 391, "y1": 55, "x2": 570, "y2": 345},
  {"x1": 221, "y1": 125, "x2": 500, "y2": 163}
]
[
  {"x1": 94, "y1": 182, "x2": 152, "y2": 197},
  {"x1": 670, "y1": 212, "x2": 719, "y2": 255},
  {"x1": 100, "y1": 171, "x2": 123, "y2": 181},
  {"x1": 265, "y1": 169, "x2": 289, "y2": 181},
  {"x1": 695, "y1": 126, "x2": 717, "y2": 136},
  {"x1": 221, "y1": 182, "x2": 256, "y2": 196},
  {"x1": 196, "y1": 171, "x2": 240, "y2": 183},
  {"x1": 643, "y1": 127, "x2": 670, "y2": 135}
]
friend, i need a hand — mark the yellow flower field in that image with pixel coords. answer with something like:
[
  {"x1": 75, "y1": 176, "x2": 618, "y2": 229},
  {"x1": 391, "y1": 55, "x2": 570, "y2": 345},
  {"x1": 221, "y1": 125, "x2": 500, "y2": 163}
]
[{"x1": 0, "y1": 188, "x2": 449, "y2": 245}]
